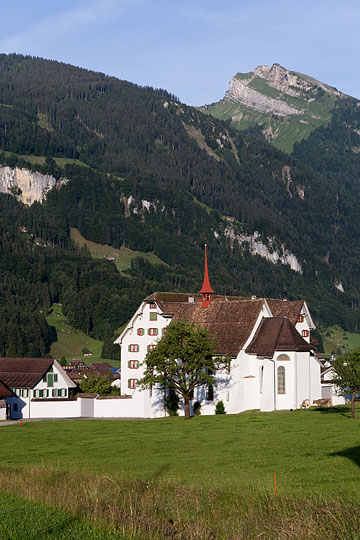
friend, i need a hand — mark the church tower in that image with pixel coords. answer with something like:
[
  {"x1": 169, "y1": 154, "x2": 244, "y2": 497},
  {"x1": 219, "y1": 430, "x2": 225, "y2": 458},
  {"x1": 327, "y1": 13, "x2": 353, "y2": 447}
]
[{"x1": 199, "y1": 244, "x2": 215, "y2": 308}]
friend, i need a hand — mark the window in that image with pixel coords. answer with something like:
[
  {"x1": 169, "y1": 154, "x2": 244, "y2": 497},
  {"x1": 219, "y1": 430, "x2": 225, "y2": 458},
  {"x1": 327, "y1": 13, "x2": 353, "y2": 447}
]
[
  {"x1": 302, "y1": 330, "x2": 309, "y2": 338},
  {"x1": 162, "y1": 328, "x2": 167, "y2": 335},
  {"x1": 47, "y1": 373, "x2": 54, "y2": 387},
  {"x1": 297, "y1": 315, "x2": 304, "y2": 323},
  {"x1": 259, "y1": 366, "x2": 264, "y2": 394},
  {"x1": 277, "y1": 366, "x2": 285, "y2": 394},
  {"x1": 150, "y1": 312, "x2": 157, "y2": 321},
  {"x1": 39, "y1": 389, "x2": 44, "y2": 398},
  {"x1": 13, "y1": 403, "x2": 18, "y2": 412},
  {"x1": 128, "y1": 378, "x2": 138, "y2": 389},
  {"x1": 54, "y1": 374, "x2": 58, "y2": 383},
  {"x1": 128, "y1": 360, "x2": 139, "y2": 369},
  {"x1": 206, "y1": 385, "x2": 214, "y2": 401},
  {"x1": 148, "y1": 328, "x2": 158, "y2": 336},
  {"x1": 129, "y1": 344, "x2": 139, "y2": 352},
  {"x1": 137, "y1": 328, "x2": 145, "y2": 336},
  {"x1": 147, "y1": 344, "x2": 157, "y2": 352},
  {"x1": 52, "y1": 389, "x2": 56, "y2": 397},
  {"x1": 277, "y1": 354, "x2": 290, "y2": 361},
  {"x1": 149, "y1": 302, "x2": 156, "y2": 309}
]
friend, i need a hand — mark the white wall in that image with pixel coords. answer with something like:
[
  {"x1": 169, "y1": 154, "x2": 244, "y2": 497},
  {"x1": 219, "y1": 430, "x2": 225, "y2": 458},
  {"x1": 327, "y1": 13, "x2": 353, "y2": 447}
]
[{"x1": 30, "y1": 399, "x2": 81, "y2": 418}]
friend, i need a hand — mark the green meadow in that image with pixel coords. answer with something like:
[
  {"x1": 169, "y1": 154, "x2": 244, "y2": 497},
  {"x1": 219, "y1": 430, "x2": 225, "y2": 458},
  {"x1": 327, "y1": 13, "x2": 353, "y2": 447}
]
[
  {"x1": 1, "y1": 409, "x2": 360, "y2": 538},
  {"x1": 46, "y1": 303, "x2": 105, "y2": 364}
]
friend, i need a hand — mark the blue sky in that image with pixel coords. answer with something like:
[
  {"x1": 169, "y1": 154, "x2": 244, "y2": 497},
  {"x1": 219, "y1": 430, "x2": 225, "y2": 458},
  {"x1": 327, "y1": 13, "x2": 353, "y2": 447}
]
[{"x1": 0, "y1": 0, "x2": 359, "y2": 105}]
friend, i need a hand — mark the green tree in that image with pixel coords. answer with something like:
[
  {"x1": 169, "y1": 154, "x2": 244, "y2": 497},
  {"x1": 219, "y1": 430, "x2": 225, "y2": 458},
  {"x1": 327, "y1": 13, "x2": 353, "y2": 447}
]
[
  {"x1": 332, "y1": 349, "x2": 360, "y2": 418},
  {"x1": 139, "y1": 319, "x2": 227, "y2": 419},
  {"x1": 79, "y1": 374, "x2": 117, "y2": 395}
]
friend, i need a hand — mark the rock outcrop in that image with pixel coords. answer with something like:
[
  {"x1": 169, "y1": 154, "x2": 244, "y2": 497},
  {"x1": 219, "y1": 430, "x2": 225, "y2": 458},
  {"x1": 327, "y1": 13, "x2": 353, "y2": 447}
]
[
  {"x1": 0, "y1": 167, "x2": 68, "y2": 205},
  {"x1": 224, "y1": 63, "x2": 342, "y2": 117}
]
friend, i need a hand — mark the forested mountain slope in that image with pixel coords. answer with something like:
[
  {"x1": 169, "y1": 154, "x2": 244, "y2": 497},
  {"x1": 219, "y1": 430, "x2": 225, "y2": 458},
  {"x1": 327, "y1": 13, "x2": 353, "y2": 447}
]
[{"x1": 0, "y1": 54, "x2": 359, "y2": 356}]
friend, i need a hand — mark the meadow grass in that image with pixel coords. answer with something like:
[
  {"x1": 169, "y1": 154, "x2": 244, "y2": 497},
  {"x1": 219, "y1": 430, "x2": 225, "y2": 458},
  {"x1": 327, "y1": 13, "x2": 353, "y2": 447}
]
[
  {"x1": 46, "y1": 303, "x2": 105, "y2": 364},
  {"x1": 70, "y1": 227, "x2": 166, "y2": 271},
  {"x1": 0, "y1": 492, "x2": 121, "y2": 540},
  {"x1": 323, "y1": 325, "x2": 360, "y2": 356},
  {"x1": 1, "y1": 409, "x2": 360, "y2": 538}
]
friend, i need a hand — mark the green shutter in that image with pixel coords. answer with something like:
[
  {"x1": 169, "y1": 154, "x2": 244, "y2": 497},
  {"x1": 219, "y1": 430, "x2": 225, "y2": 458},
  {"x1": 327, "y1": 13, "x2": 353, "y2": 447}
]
[
  {"x1": 54, "y1": 374, "x2": 58, "y2": 383},
  {"x1": 47, "y1": 373, "x2": 54, "y2": 387},
  {"x1": 128, "y1": 361, "x2": 131, "y2": 368}
]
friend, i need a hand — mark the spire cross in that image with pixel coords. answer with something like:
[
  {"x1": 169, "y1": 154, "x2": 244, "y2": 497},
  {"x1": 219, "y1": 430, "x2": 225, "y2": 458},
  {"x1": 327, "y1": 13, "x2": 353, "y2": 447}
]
[{"x1": 199, "y1": 244, "x2": 215, "y2": 308}]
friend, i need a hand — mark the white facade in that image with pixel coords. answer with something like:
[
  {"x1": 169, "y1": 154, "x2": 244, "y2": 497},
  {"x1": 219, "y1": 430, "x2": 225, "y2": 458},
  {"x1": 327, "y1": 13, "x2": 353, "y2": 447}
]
[
  {"x1": 114, "y1": 297, "x2": 322, "y2": 418},
  {"x1": 7, "y1": 360, "x2": 76, "y2": 420},
  {"x1": 321, "y1": 367, "x2": 347, "y2": 405}
]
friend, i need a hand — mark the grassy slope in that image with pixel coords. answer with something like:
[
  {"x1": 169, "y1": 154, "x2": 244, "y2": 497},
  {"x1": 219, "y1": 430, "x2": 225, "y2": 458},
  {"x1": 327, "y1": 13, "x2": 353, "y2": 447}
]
[
  {"x1": 323, "y1": 325, "x2": 360, "y2": 355},
  {"x1": 46, "y1": 303, "x2": 104, "y2": 364},
  {"x1": 3, "y1": 150, "x2": 89, "y2": 168},
  {"x1": 203, "y1": 75, "x2": 337, "y2": 153},
  {"x1": 70, "y1": 227, "x2": 166, "y2": 271}
]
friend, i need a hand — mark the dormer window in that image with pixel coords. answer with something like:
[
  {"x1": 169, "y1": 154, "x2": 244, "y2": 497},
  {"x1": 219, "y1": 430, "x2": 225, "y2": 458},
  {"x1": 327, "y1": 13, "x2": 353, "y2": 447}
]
[
  {"x1": 149, "y1": 302, "x2": 156, "y2": 310},
  {"x1": 297, "y1": 315, "x2": 304, "y2": 323},
  {"x1": 302, "y1": 330, "x2": 309, "y2": 338}
]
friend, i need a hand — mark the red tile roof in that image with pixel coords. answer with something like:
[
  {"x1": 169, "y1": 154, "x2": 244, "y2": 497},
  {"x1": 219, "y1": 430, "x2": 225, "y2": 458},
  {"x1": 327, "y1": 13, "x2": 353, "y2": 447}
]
[
  {"x1": 0, "y1": 358, "x2": 53, "y2": 388},
  {"x1": 151, "y1": 294, "x2": 265, "y2": 356},
  {"x1": 246, "y1": 317, "x2": 313, "y2": 357},
  {"x1": 144, "y1": 293, "x2": 311, "y2": 357},
  {"x1": 0, "y1": 379, "x2": 12, "y2": 397},
  {"x1": 266, "y1": 299, "x2": 304, "y2": 325}
]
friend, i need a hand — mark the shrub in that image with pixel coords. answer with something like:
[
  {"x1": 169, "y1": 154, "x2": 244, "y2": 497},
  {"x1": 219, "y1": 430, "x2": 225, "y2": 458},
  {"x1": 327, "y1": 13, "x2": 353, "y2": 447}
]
[
  {"x1": 193, "y1": 401, "x2": 201, "y2": 415},
  {"x1": 165, "y1": 390, "x2": 179, "y2": 416},
  {"x1": 215, "y1": 401, "x2": 226, "y2": 414}
]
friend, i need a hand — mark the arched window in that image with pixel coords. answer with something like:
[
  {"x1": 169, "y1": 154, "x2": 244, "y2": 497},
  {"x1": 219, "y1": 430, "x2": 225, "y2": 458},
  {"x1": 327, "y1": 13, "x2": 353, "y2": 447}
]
[
  {"x1": 277, "y1": 366, "x2": 285, "y2": 394},
  {"x1": 259, "y1": 365, "x2": 264, "y2": 394},
  {"x1": 277, "y1": 354, "x2": 290, "y2": 362}
]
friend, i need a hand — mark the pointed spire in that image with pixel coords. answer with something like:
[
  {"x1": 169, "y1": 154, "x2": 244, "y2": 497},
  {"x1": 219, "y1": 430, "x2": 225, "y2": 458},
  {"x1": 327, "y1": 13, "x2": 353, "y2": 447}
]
[{"x1": 199, "y1": 244, "x2": 214, "y2": 308}]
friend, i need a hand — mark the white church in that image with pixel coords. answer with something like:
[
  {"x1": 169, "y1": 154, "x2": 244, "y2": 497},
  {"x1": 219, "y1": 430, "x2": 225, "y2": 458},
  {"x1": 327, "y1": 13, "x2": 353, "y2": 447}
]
[{"x1": 114, "y1": 247, "x2": 323, "y2": 417}]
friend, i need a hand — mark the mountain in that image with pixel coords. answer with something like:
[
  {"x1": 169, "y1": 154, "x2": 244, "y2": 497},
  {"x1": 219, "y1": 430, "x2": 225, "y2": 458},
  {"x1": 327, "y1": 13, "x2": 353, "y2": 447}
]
[
  {"x1": 0, "y1": 54, "x2": 359, "y2": 357},
  {"x1": 201, "y1": 63, "x2": 345, "y2": 153}
]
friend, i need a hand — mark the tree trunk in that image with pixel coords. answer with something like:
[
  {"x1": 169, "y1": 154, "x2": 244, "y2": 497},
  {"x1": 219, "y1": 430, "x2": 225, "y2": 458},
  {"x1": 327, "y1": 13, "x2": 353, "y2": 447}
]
[
  {"x1": 352, "y1": 391, "x2": 356, "y2": 418},
  {"x1": 184, "y1": 395, "x2": 191, "y2": 419}
]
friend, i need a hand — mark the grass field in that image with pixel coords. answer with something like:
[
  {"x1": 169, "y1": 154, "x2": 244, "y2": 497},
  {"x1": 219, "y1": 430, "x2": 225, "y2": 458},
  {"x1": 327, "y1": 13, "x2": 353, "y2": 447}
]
[
  {"x1": 46, "y1": 303, "x2": 104, "y2": 364},
  {"x1": 70, "y1": 227, "x2": 166, "y2": 271},
  {"x1": 323, "y1": 325, "x2": 360, "y2": 356},
  {"x1": 1, "y1": 409, "x2": 360, "y2": 538}
]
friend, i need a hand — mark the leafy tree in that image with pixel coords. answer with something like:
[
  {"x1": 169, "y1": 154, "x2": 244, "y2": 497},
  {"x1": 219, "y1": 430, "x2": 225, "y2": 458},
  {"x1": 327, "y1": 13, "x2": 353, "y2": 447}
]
[
  {"x1": 139, "y1": 319, "x2": 227, "y2": 419},
  {"x1": 79, "y1": 373, "x2": 118, "y2": 396},
  {"x1": 332, "y1": 349, "x2": 360, "y2": 418}
]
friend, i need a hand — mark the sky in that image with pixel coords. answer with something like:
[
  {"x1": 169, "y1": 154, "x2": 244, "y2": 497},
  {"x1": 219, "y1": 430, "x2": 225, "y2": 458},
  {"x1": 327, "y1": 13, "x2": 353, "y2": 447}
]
[{"x1": 0, "y1": 0, "x2": 359, "y2": 106}]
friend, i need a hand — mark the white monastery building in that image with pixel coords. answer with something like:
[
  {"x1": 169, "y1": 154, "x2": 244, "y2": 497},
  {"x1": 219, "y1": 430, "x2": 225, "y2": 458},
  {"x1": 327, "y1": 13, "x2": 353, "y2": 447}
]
[{"x1": 114, "y1": 246, "x2": 323, "y2": 417}]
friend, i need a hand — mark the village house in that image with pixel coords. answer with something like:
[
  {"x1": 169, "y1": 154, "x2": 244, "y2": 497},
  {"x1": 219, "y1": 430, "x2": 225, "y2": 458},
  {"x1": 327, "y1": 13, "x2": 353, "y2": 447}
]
[
  {"x1": 0, "y1": 358, "x2": 76, "y2": 420},
  {"x1": 114, "y1": 246, "x2": 323, "y2": 417},
  {"x1": 0, "y1": 379, "x2": 12, "y2": 420}
]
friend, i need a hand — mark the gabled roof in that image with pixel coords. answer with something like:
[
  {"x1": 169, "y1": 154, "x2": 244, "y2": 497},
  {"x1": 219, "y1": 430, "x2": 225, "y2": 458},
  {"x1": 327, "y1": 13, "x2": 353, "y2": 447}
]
[
  {"x1": 0, "y1": 358, "x2": 53, "y2": 388},
  {"x1": 89, "y1": 362, "x2": 112, "y2": 369},
  {"x1": 246, "y1": 317, "x2": 313, "y2": 357},
  {"x1": 266, "y1": 299, "x2": 304, "y2": 325},
  {"x1": 0, "y1": 379, "x2": 12, "y2": 397},
  {"x1": 158, "y1": 296, "x2": 265, "y2": 356}
]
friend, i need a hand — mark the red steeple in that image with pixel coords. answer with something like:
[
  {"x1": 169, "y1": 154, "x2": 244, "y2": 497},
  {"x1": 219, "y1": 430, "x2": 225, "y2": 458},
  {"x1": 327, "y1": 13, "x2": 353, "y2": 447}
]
[{"x1": 199, "y1": 244, "x2": 214, "y2": 308}]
